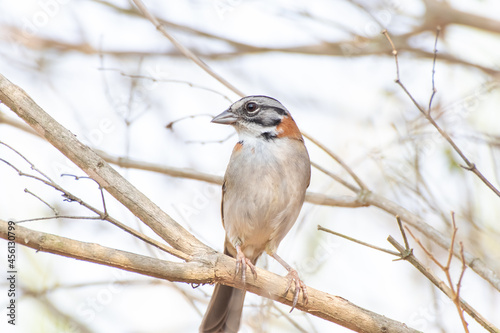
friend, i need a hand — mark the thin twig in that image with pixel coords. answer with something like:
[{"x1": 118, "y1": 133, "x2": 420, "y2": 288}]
[
  {"x1": 131, "y1": 0, "x2": 245, "y2": 97},
  {"x1": 404, "y1": 215, "x2": 470, "y2": 333},
  {"x1": 396, "y1": 216, "x2": 410, "y2": 251},
  {"x1": 382, "y1": 30, "x2": 400, "y2": 80},
  {"x1": 0, "y1": 142, "x2": 190, "y2": 261},
  {"x1": 61, "y1": 174, "x2": 109, "y2": 217},
  {"x1": 98, "y1": 67, "x2": 233, "y2": 102},
  {"x1": 165, "y1": 114, "x2": 214, "y2": 130},
  {"x1": 457, "y1": 242, "x2": 469, "y2": 331},
  {"x1": 16, "y1": 215, "x2": 103, "y2": 223},
  {"x1": 388, "y1": 234, "x2": 498, "y2": 333},
  {"x1": 445, "y1": 212, "x2": 458, "y2": 271},
  {"x1": 24, "y1": 188, "x2": 59, "y2": 215},
  {"x1": 303, "y1": 131, "x2": 368, "y2": 191},
  {"x1": 98, "y1": 183, "x2": 108, "y2": 216},
  {"x1": 428, "y1": 26, "x2": 441, "y2": 114},
  {"x1": 382, "y1": 29, "x2": 500, "y2": 198},
  {"x1": 1, "y1": 141, "x2": 57, "y2": 184},
  {"x1": 320, "y1": 215, "x2": 496, "y2": 332},
  {"x1": 318, "y1": 225, "x2": 399, "y2": 256},
  {"x1": 311, "y1": 161, "x2": 358, "y2": 193}
]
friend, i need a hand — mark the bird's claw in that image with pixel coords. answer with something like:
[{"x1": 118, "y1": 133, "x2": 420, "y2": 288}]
[
  {"x1": 235, "y1": 247, "x2": 257, "y2": 284},
  {"x1": 284, "y1": 269, "x2": 308, "y2": 312}
]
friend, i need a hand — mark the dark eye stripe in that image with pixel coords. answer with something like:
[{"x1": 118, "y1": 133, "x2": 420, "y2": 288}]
[
  {"x1": 268, "y1": 106, "x2": 287, "y2": 116},
  {"x1": 241, "y1": 104, "x2": 286, "y2": 127},
  {"x1": 246, "y1": 117, "x2": 281, "y2": 127}
]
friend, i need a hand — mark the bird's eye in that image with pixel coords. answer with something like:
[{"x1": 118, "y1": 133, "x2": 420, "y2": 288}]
[{"x1": 245, "y1": 102, "x2": 259, "y2": 114}]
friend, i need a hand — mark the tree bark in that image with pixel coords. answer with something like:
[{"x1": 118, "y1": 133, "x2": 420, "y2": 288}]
[{"x1": 0, "y1": 218, "x2": 420, "y2": 333}]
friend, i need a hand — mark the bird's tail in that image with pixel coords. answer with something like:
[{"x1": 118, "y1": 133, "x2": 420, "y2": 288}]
[
  {"x1": 200, "y1": 247, "x2": 246, "y2": 333},
  {"x1": 199, "y1": 283, "x2": 246, "y2": 333}
]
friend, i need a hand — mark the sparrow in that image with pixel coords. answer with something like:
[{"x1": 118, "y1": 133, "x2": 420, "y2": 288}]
[{"x1": 200, "y1": 95, "x2": 311, "y2": 333}]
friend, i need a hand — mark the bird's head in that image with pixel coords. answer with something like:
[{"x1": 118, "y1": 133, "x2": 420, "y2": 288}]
[{"x1": 212, "y1": 95, "x2": 303, "y2": 141}]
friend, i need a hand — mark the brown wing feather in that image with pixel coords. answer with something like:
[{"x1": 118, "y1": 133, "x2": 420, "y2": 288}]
[{"x1": 221, "y1": 180, "x2": 226, "y2": 229}]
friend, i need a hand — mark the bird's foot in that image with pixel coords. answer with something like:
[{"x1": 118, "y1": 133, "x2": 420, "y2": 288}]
[
  {"x1": 235, "y1": 245, "x2": 257, "y2": 284},
  {"x1": 284, "y1": 269, "x2": 308, "y2": 312}
]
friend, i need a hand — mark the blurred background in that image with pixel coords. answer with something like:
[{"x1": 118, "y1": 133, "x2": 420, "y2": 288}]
[{"x1": 0, "y1": 0, "x2": 499, "y2": 332}]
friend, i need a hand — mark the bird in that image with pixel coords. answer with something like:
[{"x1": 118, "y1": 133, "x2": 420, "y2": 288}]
[{"x1": 200, "y1": 95, "x2": 311, "y2": 333}]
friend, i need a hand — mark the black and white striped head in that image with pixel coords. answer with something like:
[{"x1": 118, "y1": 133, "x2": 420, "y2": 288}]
[{"x1": 212, "y1": 96, "x2": 302, "y2": 141}]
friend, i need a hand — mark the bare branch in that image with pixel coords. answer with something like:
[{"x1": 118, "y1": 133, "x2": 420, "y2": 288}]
[
  {"x1": 310, "y1": 161, "x2": 359, "y2": 193},
  {"x1": 130, "y1": 0, "x2": 245, "y2": 98},
  {"x1": 0, "y1": 73, "x2": 208, "y2": 258},
  {"x1": 303, "y1": 132, "x2": 368, "y2": 191},
  {"x1": 428, "y1": 26, "x2": 441, "y2": 114},
  {"x1": 99, "y1": 67, "x2": 233, "y2": 102},
  {"x1": 405, "y1": 220, "x2": 470, "y2": 333},
  {"x1": 0, "y1": 219, "x2": 210, "y2": 283},
  {"x1": 364, "y1": 192, "x2": 500, "y2": 291},
  {"x1": 0, "y1": 141, "x2": 189, "y2": 260},
  {"x1": 388, "y1": 234, "x2": 499, "y2": 333},
  {"x1": 320, "y1": 215, "x2": 497, "y2": 332},
  {"x1": 317, "y1": 217, "x2": 499, "y2": 333},
  {"x1": 457, "y1": 242, "x2": 469, "y2": 332},
  {"x1": 24, "y1": 188, "x2": 59, "y2": 215},
  {"x1": 0, "y1": 219, "x2": 421, "y2": 333},
  {"x1": 396, "y1": 216, "x2": 410, "y2": 251},
  {"x1": 318, "y1": 225, "x2": 400, "y2": 257},
  {"x1": 5, "y1": 21, "x2": 498, "y2": 76},
  {"x1": 382, "y1": 29, "x2": 500, "y2": 198}
]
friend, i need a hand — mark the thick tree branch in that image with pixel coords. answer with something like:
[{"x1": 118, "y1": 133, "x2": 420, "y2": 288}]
[
  {"x1": 0, "y1": 219, "x2": 420, "y2": 333},
  {"x1": 0, "y1": 73, "x2": 207, "y2": 258},
  {"x1": 0, "y1": 219, "x2": 211, "y2": 283}
]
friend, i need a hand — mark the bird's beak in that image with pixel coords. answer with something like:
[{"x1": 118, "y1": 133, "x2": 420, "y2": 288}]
[{"x1": 211, "y1": 110, "x2": 238, "y2": 125}]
